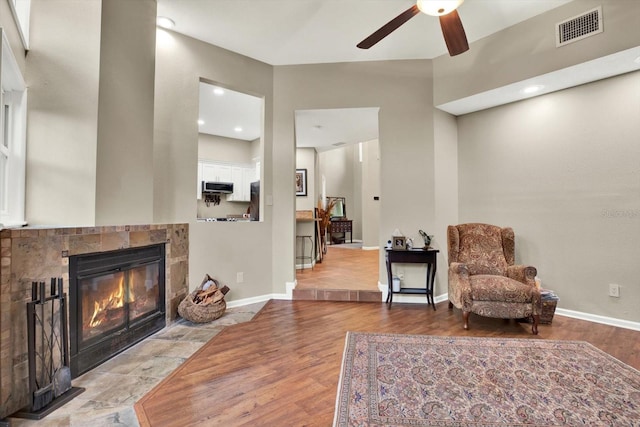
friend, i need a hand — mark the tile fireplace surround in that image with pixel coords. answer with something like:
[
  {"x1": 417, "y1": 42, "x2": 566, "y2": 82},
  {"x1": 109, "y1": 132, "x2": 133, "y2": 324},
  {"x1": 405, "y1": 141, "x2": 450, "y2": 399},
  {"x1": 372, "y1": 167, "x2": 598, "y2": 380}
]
[{"x1": 0, "y1": 224, "x2": 189, "y2": 419}]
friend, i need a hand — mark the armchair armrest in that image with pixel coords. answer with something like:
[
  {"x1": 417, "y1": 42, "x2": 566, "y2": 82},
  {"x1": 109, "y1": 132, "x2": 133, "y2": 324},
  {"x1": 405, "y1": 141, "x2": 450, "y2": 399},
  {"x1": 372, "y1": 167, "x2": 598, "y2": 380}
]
[
  {"x1": 506, "y1": 265, "x2": 537, "y2": 286},
  {"x1": 449, "y1": 262, "x2": 469, "y2": 277},
  {"x1": 448, "y1": 262, "x2": 472, "y2": 310}
]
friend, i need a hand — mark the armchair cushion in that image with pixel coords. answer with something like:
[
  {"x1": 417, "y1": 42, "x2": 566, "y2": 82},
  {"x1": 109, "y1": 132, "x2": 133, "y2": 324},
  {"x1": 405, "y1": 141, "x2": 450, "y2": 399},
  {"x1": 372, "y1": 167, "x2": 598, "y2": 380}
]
[{"x1": 470, "y1": 276, "x2": 538, "y2": 304}]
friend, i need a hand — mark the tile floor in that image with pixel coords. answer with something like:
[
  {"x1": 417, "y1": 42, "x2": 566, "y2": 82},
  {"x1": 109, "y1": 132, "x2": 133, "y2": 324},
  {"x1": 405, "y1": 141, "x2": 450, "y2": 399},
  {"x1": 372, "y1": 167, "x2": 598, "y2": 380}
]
[{"x1": 6, "y1": 301, "x2": 268, "y2": 427}]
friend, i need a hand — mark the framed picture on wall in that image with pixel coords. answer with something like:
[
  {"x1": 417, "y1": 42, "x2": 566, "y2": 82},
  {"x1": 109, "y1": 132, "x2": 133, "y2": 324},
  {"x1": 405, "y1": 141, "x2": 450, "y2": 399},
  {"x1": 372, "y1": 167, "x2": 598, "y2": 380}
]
[{"x1": 296, "y1": 169, "x2": 307, "y2": 196}]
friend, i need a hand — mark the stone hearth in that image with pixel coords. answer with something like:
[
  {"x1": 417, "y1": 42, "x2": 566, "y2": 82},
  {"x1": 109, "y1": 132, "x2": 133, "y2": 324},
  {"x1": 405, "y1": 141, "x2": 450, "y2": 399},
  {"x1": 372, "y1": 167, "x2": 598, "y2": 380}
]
[{"x1": 0, "y1": 224, "x2": 189, "y2": 419}]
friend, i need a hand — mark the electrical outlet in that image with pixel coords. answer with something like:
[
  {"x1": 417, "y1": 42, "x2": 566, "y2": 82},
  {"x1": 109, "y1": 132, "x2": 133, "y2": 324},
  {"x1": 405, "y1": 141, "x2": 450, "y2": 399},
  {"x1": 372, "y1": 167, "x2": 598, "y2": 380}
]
[
  {"x1": 608, "y1": 283, "x2": 620, "y2": 298},
  {"x1": 237, "y1": 272, "x2": 244, "y2": 283}
]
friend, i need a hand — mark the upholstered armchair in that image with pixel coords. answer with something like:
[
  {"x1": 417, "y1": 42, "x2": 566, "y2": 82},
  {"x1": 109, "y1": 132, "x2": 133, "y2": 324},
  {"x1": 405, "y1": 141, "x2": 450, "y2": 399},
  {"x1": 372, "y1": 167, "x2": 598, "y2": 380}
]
[{"x1": 447, "y1": 223, "x2": 541, "y2": 334}]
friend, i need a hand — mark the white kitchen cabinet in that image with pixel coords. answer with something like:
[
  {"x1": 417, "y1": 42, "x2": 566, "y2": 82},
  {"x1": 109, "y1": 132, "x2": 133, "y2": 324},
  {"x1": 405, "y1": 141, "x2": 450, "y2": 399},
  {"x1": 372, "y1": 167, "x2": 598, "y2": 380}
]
[
  {"x1": 226, "y1": 165, "x2": 255, "y2": 202},
  {"x1": 198, "y1": 160, "x2": 254, "y2": 202},
  {"x1": 202, "y1": 162, "x2": 232, "y2": 183},
  {"x1": 198, "y1": 161, "x2": 232, "y2": 200}
]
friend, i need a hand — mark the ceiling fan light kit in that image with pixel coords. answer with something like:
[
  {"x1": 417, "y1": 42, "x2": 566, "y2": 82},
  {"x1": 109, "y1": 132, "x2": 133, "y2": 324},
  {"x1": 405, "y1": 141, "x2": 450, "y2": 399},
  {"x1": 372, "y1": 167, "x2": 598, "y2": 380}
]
[
  {"x1": 416, "y1": 0, "x2": 464, "y2": 17},
  {"x1": 357, "y1": 0, "x2": 468, "y2": 57}
]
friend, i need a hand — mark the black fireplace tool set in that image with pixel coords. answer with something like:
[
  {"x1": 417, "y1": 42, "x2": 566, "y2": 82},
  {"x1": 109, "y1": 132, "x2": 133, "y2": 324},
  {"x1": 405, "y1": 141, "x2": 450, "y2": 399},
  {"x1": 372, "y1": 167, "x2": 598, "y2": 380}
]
[{"x1": 12, "y1": 278, "x2": 84, "y2": 420}]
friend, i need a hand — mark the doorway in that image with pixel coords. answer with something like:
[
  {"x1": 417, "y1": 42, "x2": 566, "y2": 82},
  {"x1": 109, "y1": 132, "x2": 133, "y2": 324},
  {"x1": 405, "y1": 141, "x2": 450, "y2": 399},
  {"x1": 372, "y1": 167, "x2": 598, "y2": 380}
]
[{"x1": 293, "y1": 108, "x2": 381, "y2": 299}]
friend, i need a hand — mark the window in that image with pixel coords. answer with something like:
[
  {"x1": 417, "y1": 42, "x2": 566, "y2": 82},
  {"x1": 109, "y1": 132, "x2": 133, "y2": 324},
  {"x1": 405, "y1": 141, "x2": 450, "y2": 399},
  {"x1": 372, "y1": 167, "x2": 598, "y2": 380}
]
[
  {"x1": 0, "y1": 30, "x2": 27, "y2": 227},
  {"x1": 1, "y1": 100, "x2": 10, "y2": 214}
]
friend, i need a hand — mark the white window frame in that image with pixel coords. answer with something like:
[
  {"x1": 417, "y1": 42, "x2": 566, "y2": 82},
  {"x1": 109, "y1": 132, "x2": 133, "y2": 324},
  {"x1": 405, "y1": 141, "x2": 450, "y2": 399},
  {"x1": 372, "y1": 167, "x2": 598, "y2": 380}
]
[
  {"x1": 0, "y1": 29, "x2": 27, "y2": 227},
  {"x1": 7, "y1": 0, "x2": 31, "y2": 49}
]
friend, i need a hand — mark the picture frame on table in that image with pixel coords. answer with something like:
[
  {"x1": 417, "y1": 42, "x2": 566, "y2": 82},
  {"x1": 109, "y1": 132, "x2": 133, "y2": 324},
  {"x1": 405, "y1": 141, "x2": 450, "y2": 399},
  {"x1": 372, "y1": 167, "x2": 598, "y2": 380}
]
[
  {"x1": 392, "y1": 236, "x2": 406, "y2": 250},
  {"x1": 296, "y1": 169, "x2": 307, "y2": 196}
]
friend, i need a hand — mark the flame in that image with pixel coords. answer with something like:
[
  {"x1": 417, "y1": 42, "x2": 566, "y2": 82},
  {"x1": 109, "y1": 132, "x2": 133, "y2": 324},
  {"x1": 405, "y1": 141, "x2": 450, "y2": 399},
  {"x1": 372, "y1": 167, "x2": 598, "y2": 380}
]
[{"x1": 88, "y1": 275, "x2": 126, "y2": 328}]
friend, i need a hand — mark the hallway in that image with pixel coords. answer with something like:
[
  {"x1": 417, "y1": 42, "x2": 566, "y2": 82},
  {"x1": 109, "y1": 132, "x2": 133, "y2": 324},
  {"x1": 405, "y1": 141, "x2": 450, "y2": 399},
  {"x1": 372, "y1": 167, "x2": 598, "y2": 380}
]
[{"x1": 293, "y1": 244, "x2": 382, "y2": 301}]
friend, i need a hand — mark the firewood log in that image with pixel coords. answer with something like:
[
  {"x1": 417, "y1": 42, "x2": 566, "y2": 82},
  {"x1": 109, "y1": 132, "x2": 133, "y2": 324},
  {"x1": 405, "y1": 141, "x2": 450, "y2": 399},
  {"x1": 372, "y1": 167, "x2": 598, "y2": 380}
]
[{"x1": 211, "y1": 290, "x2": 225, "y2": 304}]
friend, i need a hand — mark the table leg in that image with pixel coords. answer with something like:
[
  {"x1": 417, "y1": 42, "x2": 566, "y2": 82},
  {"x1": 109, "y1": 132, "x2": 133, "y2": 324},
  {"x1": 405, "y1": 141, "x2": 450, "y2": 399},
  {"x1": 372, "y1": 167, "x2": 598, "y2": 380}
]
[
  {"x1": 386, "y1": 257, "x2": 393, "y2": 307},
  {"x1": 426, "y1": 262, "x2": 437, "y2": 311}
]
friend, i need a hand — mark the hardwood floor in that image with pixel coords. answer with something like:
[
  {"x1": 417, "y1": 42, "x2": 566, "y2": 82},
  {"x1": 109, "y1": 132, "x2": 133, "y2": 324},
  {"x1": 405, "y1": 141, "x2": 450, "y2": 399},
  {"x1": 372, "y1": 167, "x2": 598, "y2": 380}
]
[
  {"x1": 134, "y1": 299, "x2": 640, "y2": 426},
  {"x1": 296, "y1": 244, "x2": 379, "y2": 290},
  {"x1": 293, "y1": 244, "x2": 382, "y2": 301}
]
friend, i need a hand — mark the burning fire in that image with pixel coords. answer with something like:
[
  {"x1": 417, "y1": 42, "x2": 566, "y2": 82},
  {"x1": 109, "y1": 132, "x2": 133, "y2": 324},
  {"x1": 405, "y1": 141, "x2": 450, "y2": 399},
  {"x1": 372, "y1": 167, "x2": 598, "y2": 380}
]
[{"x1": 88, "y1": 275, "x2": 134, "y2": 328}]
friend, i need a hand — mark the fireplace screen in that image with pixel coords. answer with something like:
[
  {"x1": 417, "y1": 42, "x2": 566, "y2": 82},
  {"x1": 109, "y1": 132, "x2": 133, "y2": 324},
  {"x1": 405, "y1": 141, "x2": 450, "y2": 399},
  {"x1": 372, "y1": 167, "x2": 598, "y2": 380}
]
[
  {"x1": 79, "y1": 263, "x2": 160, "y2": 343},
  {"x1": 70, "y1": 244, "x2": 166, "y2": 377}
]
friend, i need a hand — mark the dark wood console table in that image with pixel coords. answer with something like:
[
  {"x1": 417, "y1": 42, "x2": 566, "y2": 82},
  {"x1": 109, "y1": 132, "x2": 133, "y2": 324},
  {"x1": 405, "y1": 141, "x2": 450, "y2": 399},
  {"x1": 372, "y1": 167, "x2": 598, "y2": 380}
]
[
  {"x1": 385, "y1": 248, "x2": 439, "y2": 310},
  {"x1": 329, "y1": 219, "x2": 352, "y2": 244}
]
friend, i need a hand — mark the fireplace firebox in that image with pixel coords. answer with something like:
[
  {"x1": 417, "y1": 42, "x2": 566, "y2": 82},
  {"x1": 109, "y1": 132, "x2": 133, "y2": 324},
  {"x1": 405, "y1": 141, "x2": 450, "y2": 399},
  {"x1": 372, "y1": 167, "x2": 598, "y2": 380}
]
[{"x1": 69, "y1": 244, "x2": 166, "y2": 377}]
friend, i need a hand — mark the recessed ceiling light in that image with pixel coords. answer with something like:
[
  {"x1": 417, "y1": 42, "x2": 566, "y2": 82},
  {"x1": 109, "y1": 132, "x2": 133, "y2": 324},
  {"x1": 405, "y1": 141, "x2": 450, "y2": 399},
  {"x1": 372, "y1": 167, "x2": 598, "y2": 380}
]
[
  {"x1": 156, "y1": 16, "x2": 175, "y2": 29},
  {"x1": 197, "y1": 119, "x2": 205, "y2": 126},
  {"x1": 213, "y1": 88, "x2": 225, "y2": 96},
  {"x1": 522, "y1": 84, "x2": 544, "y2": 94},
  {"x1": 234, "y1": 126, "x2": 243, "y2": 132}
]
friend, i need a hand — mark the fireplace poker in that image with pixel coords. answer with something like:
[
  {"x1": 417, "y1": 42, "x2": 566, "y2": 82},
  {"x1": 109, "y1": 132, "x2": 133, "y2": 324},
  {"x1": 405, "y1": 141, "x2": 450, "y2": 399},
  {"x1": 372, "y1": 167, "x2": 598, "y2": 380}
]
[
  {"x1": 49, "y1": 279, "x2": 56, "y2": 397},
  {"x1": 32, "y1": 281, "x2": 54, "y2": 411},
  {"x1": 53, "y1": 277, "x2": 72, "y2": 397}
]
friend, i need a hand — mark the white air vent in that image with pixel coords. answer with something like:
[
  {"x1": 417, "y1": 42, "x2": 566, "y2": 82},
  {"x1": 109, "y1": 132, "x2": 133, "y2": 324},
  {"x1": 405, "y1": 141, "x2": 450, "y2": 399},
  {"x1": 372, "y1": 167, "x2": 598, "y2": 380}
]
[{"x1": 556, "y1": 6, "x2": 603, "y2": 47}]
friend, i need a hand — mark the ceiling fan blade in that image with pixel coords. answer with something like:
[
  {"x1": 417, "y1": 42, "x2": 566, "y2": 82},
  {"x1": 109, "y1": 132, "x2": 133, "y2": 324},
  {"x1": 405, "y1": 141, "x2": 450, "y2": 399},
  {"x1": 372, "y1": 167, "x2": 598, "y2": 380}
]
[
  {"x1": 439, "y1": 9, "x2": 469, "y2": 56},
  {"x1": 357, "y1": 5, "x2": 421, "y2": 49}
]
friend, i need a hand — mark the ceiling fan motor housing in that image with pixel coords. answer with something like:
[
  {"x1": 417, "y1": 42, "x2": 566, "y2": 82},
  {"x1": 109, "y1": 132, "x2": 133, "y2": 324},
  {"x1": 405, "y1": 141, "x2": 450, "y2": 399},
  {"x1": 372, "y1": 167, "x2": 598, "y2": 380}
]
[{"x1": 417, "y1": 0, "x2": 464, "y2": 17}]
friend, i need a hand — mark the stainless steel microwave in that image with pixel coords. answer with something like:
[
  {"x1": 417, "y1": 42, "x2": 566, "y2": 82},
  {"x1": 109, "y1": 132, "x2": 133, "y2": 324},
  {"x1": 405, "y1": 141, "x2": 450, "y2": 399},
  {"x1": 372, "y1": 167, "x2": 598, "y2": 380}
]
[{"x1": 202, "y1": 181, "x2": 234, "y2": 194}]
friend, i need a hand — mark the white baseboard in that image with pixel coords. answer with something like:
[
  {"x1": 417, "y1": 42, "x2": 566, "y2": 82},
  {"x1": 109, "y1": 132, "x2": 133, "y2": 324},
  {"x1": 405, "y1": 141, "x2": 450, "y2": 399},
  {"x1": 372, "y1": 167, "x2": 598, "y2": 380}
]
[
  {"x1": 376, "y1": 283, "x2": 448, "y2": 304},
  {"x1": 375, "y1": 286, "x2": 640, "y2": 331},
  {"x1": 228, "y1": 287, "x2": 640, "y2": 332},
  {"x1": 225, "y1": 281, "x2": 295, "y2": 308},
  {"x1": 362, "y1": 246, "x2": 379, "y2": 251},
  {"x1": 555, "y1": 308, "x2": 640, "y2": 331},
  {"x1": 226, "y1": 294, "x2": 278, "y2": 308},
  {"x1": 295, "y1": 262, "x2": 315, "y2": 270},
  {"x1": 285, "y1": 281, "x2": 296, "y2": 299}
]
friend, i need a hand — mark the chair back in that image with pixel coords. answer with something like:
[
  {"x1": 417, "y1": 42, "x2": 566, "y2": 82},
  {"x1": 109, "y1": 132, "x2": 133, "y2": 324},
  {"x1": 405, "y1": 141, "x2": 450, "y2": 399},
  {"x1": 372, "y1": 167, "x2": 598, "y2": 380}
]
[{"x1": 447, "y1": 223, "x2": 514, "y2": 276}]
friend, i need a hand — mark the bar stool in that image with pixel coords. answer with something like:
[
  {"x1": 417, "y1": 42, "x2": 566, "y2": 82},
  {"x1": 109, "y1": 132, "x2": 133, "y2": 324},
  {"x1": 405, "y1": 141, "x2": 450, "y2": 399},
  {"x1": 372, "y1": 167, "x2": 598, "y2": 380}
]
[{"x1": 296, "y1": 235, "x2": 314, "y2": 271}]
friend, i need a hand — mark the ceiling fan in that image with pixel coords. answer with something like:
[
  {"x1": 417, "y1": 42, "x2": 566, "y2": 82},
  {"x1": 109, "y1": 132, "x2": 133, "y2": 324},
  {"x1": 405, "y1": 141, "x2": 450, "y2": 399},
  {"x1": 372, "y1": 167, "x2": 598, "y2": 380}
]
[{"x1": 357, "y1": 0, "x2": 469, "y2": 57}]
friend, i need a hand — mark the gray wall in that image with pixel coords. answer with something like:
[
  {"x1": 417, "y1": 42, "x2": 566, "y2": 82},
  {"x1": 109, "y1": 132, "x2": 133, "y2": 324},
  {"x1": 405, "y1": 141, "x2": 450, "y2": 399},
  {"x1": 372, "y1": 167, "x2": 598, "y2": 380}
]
[
  {"x1": 153, "y1": 29, "x2": 275, "y2": 299},
  {"x1": 318, "y1": 143, "x2": 380, "y2": 245},
  {"x1": 274, "y1": 60, "x2": 438, "y2": 286},
  {"x1": 25, "y1": 0, "x2": 102, "y2": 225},
  {"x1": 433, "y1": 0, "x2": 640, "y2": 105},
  {"x1": 95, "y1": 0, "x2": 156, "y2": 225},
  {"x1": 199, "y1": 134, "x2": 253, "y2": 163},
  {"x1": 320, "y1": 146, "x2": 357, "y2": 240},
  {"x1": 25, "y1": 0, "x2": 157, "y2": 226},
  {"x1": 361, "y1": 139, "x2": 381, "y2": 248},
  {"x1": 457, "y1": 71, "x2": 640, "y2": 322},
  {"x1": 433, "y1": 111, "x2": 459, "y2": 291}
]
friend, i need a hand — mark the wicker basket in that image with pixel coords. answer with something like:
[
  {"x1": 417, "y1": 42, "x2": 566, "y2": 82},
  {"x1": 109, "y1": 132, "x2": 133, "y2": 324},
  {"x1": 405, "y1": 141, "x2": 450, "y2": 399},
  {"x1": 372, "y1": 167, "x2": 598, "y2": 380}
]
[
  {"x1": 539, "y1": 299, "x2": 558, "y2": 324},
  {"x1": 525, "y1": 298, "x2": 558, "y2": 325},
  {"x1": 178, "y1": 274, "x2": 229, "y2": 323}
]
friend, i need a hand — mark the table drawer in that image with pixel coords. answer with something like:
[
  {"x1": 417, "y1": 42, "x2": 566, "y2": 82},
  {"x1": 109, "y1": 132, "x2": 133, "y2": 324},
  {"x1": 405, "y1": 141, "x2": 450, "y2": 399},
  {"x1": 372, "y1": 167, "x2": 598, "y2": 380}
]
[{"x1": 331, "y1": 221, "x2": 352, "y2": 232}]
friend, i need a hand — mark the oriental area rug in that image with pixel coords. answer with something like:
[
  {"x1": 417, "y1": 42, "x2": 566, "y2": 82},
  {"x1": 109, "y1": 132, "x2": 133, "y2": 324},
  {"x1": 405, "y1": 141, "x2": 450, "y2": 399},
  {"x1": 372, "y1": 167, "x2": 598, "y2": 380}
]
[{"x1": 333, "y1": 332, "x2": 640, "y2": 427}]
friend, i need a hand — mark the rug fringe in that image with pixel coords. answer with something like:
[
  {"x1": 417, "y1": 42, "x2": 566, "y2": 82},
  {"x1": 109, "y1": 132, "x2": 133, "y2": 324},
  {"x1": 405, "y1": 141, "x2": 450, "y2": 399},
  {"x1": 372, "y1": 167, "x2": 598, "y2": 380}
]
[{"x1": 332, "y1": 331, "x2": 351, "y2": 427}]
